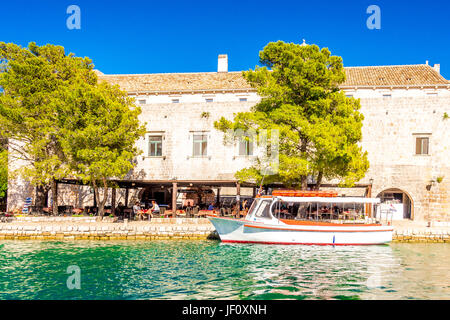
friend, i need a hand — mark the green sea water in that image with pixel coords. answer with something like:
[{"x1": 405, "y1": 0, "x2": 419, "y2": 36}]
[{"x1": 0, "y1": 240, "x2": 448, "y2": 300}]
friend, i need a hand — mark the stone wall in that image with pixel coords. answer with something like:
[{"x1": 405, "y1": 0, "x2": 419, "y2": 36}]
[
  {"x1": 356, "y1": 93, "x2": 450, "y2": 221},
  {"x1": 132, "y1": 100, "x2": 256, "y2": 181},
  {"x1": 392, "y1": 229, "x2": 450, "y2": 243},
  {"x1": 6, "y1": 86, "x2": 450, "y2": 223},
  {"x1": 0, "y1": 218, "x2": 216, "y2": 240}
]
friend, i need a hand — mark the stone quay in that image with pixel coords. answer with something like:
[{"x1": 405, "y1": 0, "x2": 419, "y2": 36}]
[{"x1": 0, "y1": 217, "x2": 449, "y2": 242}]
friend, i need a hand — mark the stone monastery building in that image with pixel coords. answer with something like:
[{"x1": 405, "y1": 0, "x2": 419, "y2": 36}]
[{"x1": 8, "y1": 54, "x2": 450, "y2": 222}]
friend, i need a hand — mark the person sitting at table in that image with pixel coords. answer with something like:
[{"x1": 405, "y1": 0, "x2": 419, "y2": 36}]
[
  {"x1": 149, "y1": 200, "x2": 160, "y2": 218},
  {"x1": 133, "y1": 201, "x2": 144, "y2": 220},
  {"x1": 207, "y1": 203, "x2": 214, "y2": 211}
]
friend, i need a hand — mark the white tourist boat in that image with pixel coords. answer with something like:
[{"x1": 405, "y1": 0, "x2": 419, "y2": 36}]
[{"x1": 208, "y1": 191, "x2": 393, "y2": 245}]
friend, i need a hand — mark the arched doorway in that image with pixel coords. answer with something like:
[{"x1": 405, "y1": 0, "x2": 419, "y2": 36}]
[{"x1": 376, "y1": 188, "x2": 413, "y2": 220}]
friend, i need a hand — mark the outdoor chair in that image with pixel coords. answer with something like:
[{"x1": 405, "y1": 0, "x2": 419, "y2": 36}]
[
  {"x1": 192, "y1": 206, "x2": 199, "y2": 218},
  {"x1": 195, "y1": 210, "x2": 208, "y2": 218},
  {"x1": 29, "y1": 205, "x2": 44, "y2": 215},
  {"x1": 104, "y1": 206, "x2": 112, "y2": 215},
  {"x1": 164, "y1": 210, "x2": 175, "y2": 218},
  {"x1": 123, "y1": 208, "x2": 133, "y2": 220},
  {"x1": 84, "y1": 206, "x2": 98, "y2": 216},
  {"x1": 57, "y1": 205, "x2": 73, "y2": 215},
  {"x1": 72, "y1": 208, "x2": 84, "y2": 215}
]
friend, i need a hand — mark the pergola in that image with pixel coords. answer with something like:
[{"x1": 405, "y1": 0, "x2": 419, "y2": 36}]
[
  {"x1": 55, "y1": 178, "x2": 373, "y2": 216},
  {"x1": 56, "y1": 178, "x2": 257, "y2": 214}
]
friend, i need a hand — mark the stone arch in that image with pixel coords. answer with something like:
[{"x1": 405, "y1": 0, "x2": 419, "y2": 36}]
[{"x1": 376, "y1": 187, "x2": 414, "y2": 220}]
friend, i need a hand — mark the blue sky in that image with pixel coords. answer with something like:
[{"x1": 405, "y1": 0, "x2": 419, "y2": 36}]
[{"x1": 1, "y1": 0, "x2": 449, "y2": 78}]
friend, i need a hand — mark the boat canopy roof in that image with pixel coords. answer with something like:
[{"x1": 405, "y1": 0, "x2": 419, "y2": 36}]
[{"x1": 273, "y1": 196, "x2": 380, "y2": 204}]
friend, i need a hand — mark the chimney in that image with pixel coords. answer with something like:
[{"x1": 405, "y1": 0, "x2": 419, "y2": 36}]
[
  {"x1": 433, "y1": 64, "x2": 440, "y2": 74},
  {"x1": 218, "y1": 54, "x2": 228, "y2": 73},
  {"x1": 425, "y1": 60, "x2": 429, "y2": 65}
]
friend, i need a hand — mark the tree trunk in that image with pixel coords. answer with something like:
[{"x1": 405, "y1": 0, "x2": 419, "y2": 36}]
[
  {"x1": 35, "y1": 185, "x2": 47, "y2": 207},
  {"x1": 300, "y1": 137, "x2": 308, "y2": 190},
  {"x1": 300, "y1": 176, "x2": 308, "y2": 190},
  {"x1": 93, "y1": 179, "x2": 109, "y2": 217},
  {"x1": 315, "y1": 171, "x2": 323, "y2": 190},
  {"x1": 100, "y1": 178, "x2": 108, "y2": 216},
  {"x1": 51, "y1": 179, "x2": 58, "y2": 215}
]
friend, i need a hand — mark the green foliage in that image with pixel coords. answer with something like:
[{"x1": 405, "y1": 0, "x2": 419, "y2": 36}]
[
  {"x1": 0, "y1": 42, "x2": 145, "y2": 214},
  {"x1": 201, "y1": 111, "x2": 210, "y2": 119},
  {"x1": 0, "y1": 42, "x2": 95, "y2": 189},
  {"x1": 444, "y1": 112, "x2": 449, "y2": 120},
  {"x1": 214, "y1": 41, "x2": 369, "y2": 189},
  {"x1": 0, "y1": 148, "x2": 7, "y2": 199},
  {"x1": 60, "y1": 80, "x2": 146, "y2": 215},
  {"x1": 436, "y1": 176, "x2": 444, "y2": 183}
]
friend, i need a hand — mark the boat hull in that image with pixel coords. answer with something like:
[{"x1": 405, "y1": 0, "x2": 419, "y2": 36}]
[{"x1": 208, "y1": 216, "x2": 393, "y2": 245}]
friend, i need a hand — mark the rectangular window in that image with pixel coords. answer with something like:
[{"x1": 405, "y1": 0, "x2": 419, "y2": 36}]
[
  {"x1": 148, "y1": 136, "x2": 163, "y2": 157},
  {"x1": 415, "y1": 137, "x2": 429, "y2": 155},
  {"x1": 172, "y1": 99, "x2": 179, "y2": 103},
  {"x1": 239, "y1": 97, "x2": 248, "y2": 102},
  {"x1": 205, "y1": 98, "x2": 213, "y2": 103},
  {"x1": 382, "y1": 94, "x2": 392, "y2": 98},
  {"x1": 193, "y1": 134, "x2": 207, "y2": 156},
  {"x1": 239, "y1": 138, "x2": 253, "y2": 156},
  {"x1": 138, "y1": 99, "x2": 146, "y2": 104}
]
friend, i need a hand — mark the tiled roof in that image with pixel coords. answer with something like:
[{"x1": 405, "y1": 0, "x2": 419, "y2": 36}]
[
  {"x1": 342, "y1": 65, "x2": 449, "y2": 87},
  {"x1": 96, "y1": 71, "x2": 252, "y2": 93},
  {"x1": 96, "y1": 65, "x2": 449, "y2": 93}
]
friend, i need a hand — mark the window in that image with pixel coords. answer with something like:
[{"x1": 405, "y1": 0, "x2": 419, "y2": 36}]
[
  {"x1": 138, "y1": 99, "x2": 146, "y2": 104},
  {"x1": 427, "y1": 92, "x2": 438, "y2": 96},
  {"x1": 254, "y1": 201, "x2": 271, "y2": 219},
  {"x1": 193, "y1": 134, "x2": 207, "y2": 156},
  {"x1": 239, "y1": 97, "x2": 248, "y2": 102},
  {"x1": 205, "y1": 98, "x2": 213, "y2": 103},
  {"x1": 345, "y1": 94, "x2": 353, "y2": 98},
  {"x1": 239, "y1": 138, "x2": 253, "y2": 156},
  {"x1": 172, "y1": 99, "x2": 179, "y2": 103},
  {"x1": 382, "y1": 94, "x2": 392, "y2": 98},
  {"x1": 415, "y1": 137, "x2": 429, "y2": 155},
  {"x1": 148, "y1": 136, "x2": 163, "y2": 157}
]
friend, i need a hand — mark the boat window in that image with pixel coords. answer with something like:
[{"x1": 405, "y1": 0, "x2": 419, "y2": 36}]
[
  {"x1": 254, "y1": 200, "x2": 271, "y2": 219},
  {"x1": 271, "y1": 201, "x2": 297, "y2": 219},
  {"x1": 247, "y1": 199, "x2": 259, "y2": 217}
]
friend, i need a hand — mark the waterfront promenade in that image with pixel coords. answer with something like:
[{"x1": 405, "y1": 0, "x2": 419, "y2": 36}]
[
  {"x1": 0, "y1": 217, "x2": 216, "y2": 241},
  {"x1": 0, "y1": 216, "x2": 449, "y2": 242}
]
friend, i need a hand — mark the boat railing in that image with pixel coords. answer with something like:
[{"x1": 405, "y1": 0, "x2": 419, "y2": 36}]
[
  {"x1": 378, "y1": 207, "x2": 394, "y2": 226},
  {"x1": 268, "y1": 196, "x2": 384, "y2": 225}
]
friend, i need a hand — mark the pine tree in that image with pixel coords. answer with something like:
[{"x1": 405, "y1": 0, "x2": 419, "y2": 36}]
[{"x1": 215, "y1": 41, "x2": 369, "y2": 189}]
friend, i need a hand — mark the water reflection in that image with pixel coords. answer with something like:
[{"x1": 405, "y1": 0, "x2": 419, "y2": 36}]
[{"x1": 239, "y1": 244, "x2": 400, "y2": 299}]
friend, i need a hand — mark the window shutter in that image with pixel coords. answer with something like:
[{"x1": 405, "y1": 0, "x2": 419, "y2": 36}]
[
  {"x1": 423, "y1": 138, "x2": 429, "y2": 155},
  {"x1": 416, "y1": 138, "x2": 421, "y2": 154}
]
